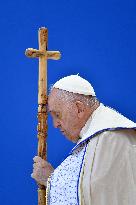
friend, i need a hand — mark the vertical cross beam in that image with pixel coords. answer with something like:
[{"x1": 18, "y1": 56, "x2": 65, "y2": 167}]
[{"x1": 25, "y1": 27, "x2": 61, "y2": 205}]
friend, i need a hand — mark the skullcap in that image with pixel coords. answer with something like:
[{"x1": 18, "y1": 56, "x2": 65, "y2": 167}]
[{"x1": 53, "y1": 74, "x2": 96, "y2": 96}]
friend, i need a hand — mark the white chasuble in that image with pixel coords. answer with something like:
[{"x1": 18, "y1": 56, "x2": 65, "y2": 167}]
[{"x1": 47, "y1": 104, "x2": 136, "y2": 205}]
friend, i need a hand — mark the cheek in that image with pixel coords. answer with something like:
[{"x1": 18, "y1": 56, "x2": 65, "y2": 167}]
[
  {"x1": 60, "y1": 114, "x2": 70, "y2": 129},
  {"x1": 65, "y1": 113, "x2": 79, "y2": 131}
]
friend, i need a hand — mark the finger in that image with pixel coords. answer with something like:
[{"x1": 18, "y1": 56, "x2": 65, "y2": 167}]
[
  {"x1": 33, "y1": 156, "x2": 50, "y2": 167},
  {"x1": 33, "y1": 162, "x2": 45, "y2": 170},
  {"x1": 33, "y1": 163, "x2": 39, "y2": 169},
  {"x1": 33, "y1": 156, "x2": 43, "y2": 163},
  {"x1": 41, "y1": 160, "x2": 47, "y2": 168},
  {"x1": 33, "y1": 157, "x2": 48, "y2": 169},
  {"x1": 31, "y1": 169, "x2": 40, "y2": 179},
  {"x1": 33, "y1": 165, "x2": 41, "y2": 174},
  {"x1": 31, "y1": 173, "x2": 40, "y2": 183}
]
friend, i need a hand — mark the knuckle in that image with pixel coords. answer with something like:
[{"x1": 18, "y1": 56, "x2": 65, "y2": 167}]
[
  {"x1": 33, "y1": 163, "x2": 36, "y2": 168},
  {"x1": 33, "y1": 156, "x2": 41, "y2": 162}
]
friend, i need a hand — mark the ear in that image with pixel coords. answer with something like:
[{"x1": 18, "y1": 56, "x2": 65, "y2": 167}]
[{"x1": 75, "y1": 101, "x2": 85, "y2": 118}]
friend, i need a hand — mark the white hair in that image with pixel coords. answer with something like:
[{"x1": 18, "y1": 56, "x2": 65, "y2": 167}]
[{"x1": 49, "y1": 86, "x2": 99, "y2": 108}]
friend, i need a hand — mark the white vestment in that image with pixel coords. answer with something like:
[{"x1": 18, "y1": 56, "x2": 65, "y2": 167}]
[
  {"x1": 78, "y1": 103, "x2": 136, "y2": 205},
  {"x1": 47, "y1": 104, "x2": 136, "y2": 205}
]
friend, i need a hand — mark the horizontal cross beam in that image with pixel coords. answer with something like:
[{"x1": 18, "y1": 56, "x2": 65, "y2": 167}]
[{"x1": 25, "y1": 48, "x2": 61, "y2": 60}]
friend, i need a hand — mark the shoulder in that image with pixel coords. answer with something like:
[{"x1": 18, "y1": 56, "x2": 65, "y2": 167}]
[
  {"x1": 88, "y1": 129, "x2": 136, "y2": 176},
  {"x1": 96, "y1": 128, "x2": 136, "y2": 147},
  {"x1": 83, "y1": 129, "x2": 136, "y2": 205}
]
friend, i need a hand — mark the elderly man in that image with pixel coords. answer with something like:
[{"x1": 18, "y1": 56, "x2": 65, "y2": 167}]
[{"x1": 31, "y1": 75, "x2": 136, "y2": 205}]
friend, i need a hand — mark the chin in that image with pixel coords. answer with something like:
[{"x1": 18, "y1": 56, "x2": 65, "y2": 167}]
[{"x1": 67, "y1": 134, "x2": 79, "y2": 143}]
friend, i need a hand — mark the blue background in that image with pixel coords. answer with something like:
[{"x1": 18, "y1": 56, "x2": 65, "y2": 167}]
[{"x1": 0, "y1": 0, "x2": 136, "y2": 204}]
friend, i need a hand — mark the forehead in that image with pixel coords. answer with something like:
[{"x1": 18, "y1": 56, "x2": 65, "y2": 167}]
[
  {"x1": 48, "y1": 88, "x2": 62, "y2": 111},
  {"x1": 48, "y1": 88, "x2": 59, "y2": 103}
]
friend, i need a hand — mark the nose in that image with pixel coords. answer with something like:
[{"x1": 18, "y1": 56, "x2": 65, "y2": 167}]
[{"x1": 53, "y1": 119, "x2": 61, "y2": 128}]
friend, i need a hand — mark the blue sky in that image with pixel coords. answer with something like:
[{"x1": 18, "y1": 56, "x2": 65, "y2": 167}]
[{"x1": 0, "y1": 0, "x2": 136, "y2": 204}]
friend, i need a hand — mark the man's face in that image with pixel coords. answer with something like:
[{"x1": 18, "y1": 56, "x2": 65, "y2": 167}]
[{"x1": 48, "y1": 89, "x2": 82, "y2": 143}]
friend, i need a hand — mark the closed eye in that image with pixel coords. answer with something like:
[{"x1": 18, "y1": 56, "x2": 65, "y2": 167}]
[{"x1": 50, "y1": 111, "x2": 60, "y2": 119}]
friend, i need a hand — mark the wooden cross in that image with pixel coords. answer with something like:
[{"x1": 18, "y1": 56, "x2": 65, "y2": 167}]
[{"x1": 25, "y1": 27, "x2": 61, "y2": 205}]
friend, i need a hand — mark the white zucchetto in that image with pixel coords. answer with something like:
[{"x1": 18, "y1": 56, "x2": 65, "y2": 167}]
[{"x1": 53, "y1": 74, "x2": 96, "y2": 96}]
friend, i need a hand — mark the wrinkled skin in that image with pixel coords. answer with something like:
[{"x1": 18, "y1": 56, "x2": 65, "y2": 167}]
[
  {"x1": 48, "y1": 88, "x2": 94, "y2": 142},
  {"x1": 31, "y1": 156, "x2": 54, "y2": 186},
  {"x1": 31, "y1": 88, "x2": 99, "y2": 186}
]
